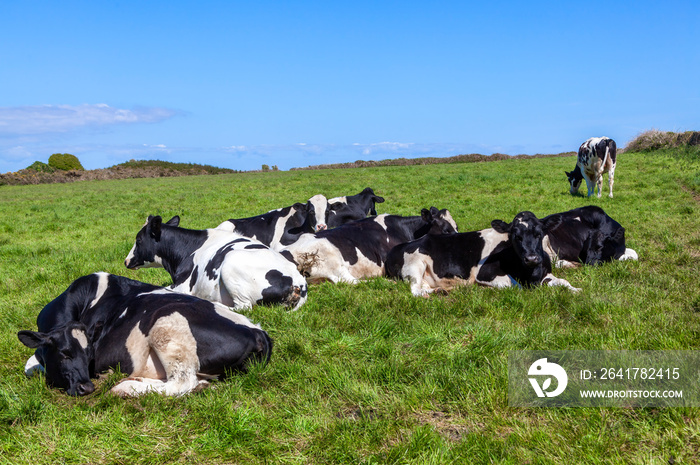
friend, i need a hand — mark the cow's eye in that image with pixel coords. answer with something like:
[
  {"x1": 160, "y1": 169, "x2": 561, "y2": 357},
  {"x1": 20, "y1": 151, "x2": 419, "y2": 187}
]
[{"x1": 60, "y1": 351, "x2": 72, "y2": 360}]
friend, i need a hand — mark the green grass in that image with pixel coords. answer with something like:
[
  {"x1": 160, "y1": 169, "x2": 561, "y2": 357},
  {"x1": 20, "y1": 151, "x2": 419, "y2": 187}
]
[{"x1": 1, "y1": 149, "x2": 699, "y2": 464}]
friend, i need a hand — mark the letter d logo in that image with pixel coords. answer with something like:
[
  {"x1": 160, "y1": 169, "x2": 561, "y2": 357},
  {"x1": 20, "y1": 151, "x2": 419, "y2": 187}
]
[{"x1": 528, "y1": 358, "x2": 568, "y2": 398}]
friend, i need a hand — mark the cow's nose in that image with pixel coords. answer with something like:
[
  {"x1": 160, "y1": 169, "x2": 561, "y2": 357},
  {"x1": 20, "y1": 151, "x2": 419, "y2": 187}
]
[
  {"x1": 315, "y1": 224, "x2": 327, "y2": 232},
  {"x1": 76, "y1": 381, "x2": 95, "y2": 396},
  {"x1": 124, "y1": 259, "x2": 130, "y2": 268},
  {"x1": 525, "y1": 255, "x2": 542, "y2": 267}
]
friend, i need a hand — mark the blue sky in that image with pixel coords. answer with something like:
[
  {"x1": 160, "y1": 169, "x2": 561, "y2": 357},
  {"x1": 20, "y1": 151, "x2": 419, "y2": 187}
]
[{"x1": 1, "y1": 1, "x2": 698, "y2": 173}]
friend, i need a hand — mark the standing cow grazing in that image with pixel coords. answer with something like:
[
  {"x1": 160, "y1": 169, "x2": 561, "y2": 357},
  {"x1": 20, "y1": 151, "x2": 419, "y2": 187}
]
[
  {"x1": 125, "y1": 215, "x2": 308, "y2": 310},
  {"x1": 566, "y1": 137, "x2": 617, "y2": 198}
]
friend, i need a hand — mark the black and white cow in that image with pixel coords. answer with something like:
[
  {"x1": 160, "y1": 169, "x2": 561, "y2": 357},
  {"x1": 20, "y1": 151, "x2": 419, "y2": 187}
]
[
  {"x1": 125, "y1": 215, "x2": 308, "y2": 310},
  {"x1": 566, "y1": 137, "x2": 617, "y2": 198},
  {"x1": 327, "y1": 187, "x2": 385, "y2": 228},
  {"x1": 542, "y1": 206, "x2": 638, "y2": 268},
  {"x1": 215, "y1": 194, "x2": 329, "y2": 249},
  {"x1": 282, "y1": 207, "x2": 458, "y2": 284},
  {"x1": 385, "y1": 211, "x2": 580, "y2": 297},
  {"x1": 18, "y1": 273, "x2": 272, "y2": 397}
]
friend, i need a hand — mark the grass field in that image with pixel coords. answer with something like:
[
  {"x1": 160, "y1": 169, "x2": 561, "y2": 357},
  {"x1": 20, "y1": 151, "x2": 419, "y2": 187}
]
[{"x1": 1, "y1": 147, "x2": 699, "y2": 464}]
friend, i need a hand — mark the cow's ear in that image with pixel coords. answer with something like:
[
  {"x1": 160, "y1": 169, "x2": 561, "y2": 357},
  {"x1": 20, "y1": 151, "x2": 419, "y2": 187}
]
[
  {"x1": 565, "y1": 171, "x2": 571, "y2": 177},
  {"x1": 491, "y1": 220, "x2": 511, "y2": 233},
  {"x1": 429, "y1": 206, "x2": 440, "y2": 217},
  {"x1": 421, "y1": 208, "x2": 432, "y2": 222},
  {"x1": 165, "y1": 216, "x2": 180, "y2": 227},
  {"x1": 149, "y1": 216, "x2": 163, "y2": 240},
  {"x1": 373, "y1": 194, "x2": 385, "y2": 204},
  {"x1": 542, "y1": 214, "x2": 562, "y2": 231},
  {"x1": 18, "y1": 330, "x2": 47, "y2": 349},
  {"x1": 612, "y1": 226, "x2": 625, "y2": 242}
]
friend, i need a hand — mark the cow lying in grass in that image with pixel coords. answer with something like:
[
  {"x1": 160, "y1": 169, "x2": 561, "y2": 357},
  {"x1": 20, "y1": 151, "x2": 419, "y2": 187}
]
[
  {"x1": 19, "y1": 273, "x2": 272, "y2": 397},
  {"x1": 125, "y1": 215, "x2": 308, "y2": 310},
  {"x1": 215, "y1": 194, "x2": 330, "y2": 248},
  {"x1": 385, "y1": 211, "x2": 581, "y2": 296},
  {"x1": 327, "y1": 187, "x2": 385, "y2": 227},
  {"x1": 542, "y1": 206, "x2": 638, "y2": 268},
  {"x1": 282, "y1": 207, "x2": 458, "y2": 284}
]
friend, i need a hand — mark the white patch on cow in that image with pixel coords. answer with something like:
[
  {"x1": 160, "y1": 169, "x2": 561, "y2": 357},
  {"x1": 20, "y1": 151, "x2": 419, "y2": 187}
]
[
  {"x1": 328, "y1": 195, "x2": 347, "y2": 204},
  {"x1": 125, "y1": 242, "x2": 163, "y2": 269},
  {"x1": 89, "y1": 272, "x2": 110, "y2": 308},
  {"x1": 120, "y1": 312, "x2": 201, "y2": 396},
  {"x1": 282, "y1": 233, "x2": 360, "y2": 284},
  {"x1": 440, "y1": 211, "x2": 458, "y2": 231},
  {"x1": 169, "y1": 228, "x2": 307, "y2": 310},
  {"x1": 542, "y1": 273, "x2": 581, "y2": 292},
  {"x1": 71, "y1": 328, "x2": 88, "y2": 349},
  {"x1": 271, "y1": 208, "x2": 296, "y2": 246},
  {"x1": 119, "y1": 308, "x2": 128, "y2": 319},
  {"x1": 212, "y1": 302, "x2": 261, "y2": 329},
  {"x1": 399, "y1": 250, "x2": 470, "y2": 297},
  {"x1": 619, "y1": 248, "x2": 638, "y2": 261},
  {"x1": 516, "y1": 218, "x2": 531, "y2": 228},
  {"x1": 215, "y1": 220, "x2": 235, "y2": 232},
  {"x1": 24, "y1": 354, "x2": 44, "y2": 377},
  {"x1": 372, "y1": 214, "x2": 389, "y2": 229}
]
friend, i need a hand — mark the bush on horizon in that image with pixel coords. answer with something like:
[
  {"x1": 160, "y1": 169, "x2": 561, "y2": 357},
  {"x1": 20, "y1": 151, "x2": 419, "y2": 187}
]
[{"x1": 48, "y1": 153, "x2": 84, "y2": 171}]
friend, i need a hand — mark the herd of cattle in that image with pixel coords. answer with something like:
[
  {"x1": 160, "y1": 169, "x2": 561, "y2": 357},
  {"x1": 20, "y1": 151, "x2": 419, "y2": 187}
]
[{"x1": 19, "y1": 137, "x2": 636, "y2": 397}]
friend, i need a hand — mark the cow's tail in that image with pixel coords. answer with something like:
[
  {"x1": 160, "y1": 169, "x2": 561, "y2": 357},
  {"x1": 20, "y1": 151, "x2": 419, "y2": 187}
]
[{"x1": 252, "y1": 329, "x2": 273, "y2": 367}]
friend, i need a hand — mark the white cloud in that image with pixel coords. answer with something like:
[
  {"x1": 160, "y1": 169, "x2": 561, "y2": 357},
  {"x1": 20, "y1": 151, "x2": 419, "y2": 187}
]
[{"x1": 0, "y1": 104, "x2": 178, "y2": 135}]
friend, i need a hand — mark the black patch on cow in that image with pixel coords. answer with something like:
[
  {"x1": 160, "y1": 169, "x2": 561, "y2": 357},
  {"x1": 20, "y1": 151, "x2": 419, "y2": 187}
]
[
  {"x1": 544, "y1": 206, "x2": 627, "y2": 265},
  {"x1": 189, "y1": 265, "x2": 199, "y2": 292},
  {"x1": 258, "y1": 270, "x2": 294, "y2": 306},
  {"x1": 204, "y1": 241, "x2": 240, "y2": 280},
  {"x1": 279, "y1": 249, "x2": 297, "y2": 265},
  {"x1": 226, "y1": 203, "x2": 317, "y2": 247},
  {"x1": 244, "y1": 244, "x2": 268, "y2": 250}
]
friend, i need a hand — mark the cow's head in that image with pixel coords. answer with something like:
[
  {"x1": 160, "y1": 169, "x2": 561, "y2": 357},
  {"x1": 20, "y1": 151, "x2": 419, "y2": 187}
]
[
  {"x1": 18, "y1": 322, "x2": 96, "y2": 396},
  {"x1": 565, "y1": 167, "x2": 583, "y2": 195},
  {"x1": 124, "y1": 215, "x2": 180, "y2": 269},
  {"x1": 306, "y1": 194, "x2": 329, "y2": 232},
  {"x1": 421, "y1": 206, "x2": 459, "y2": 235},
  {"x1": 327, "y1": 187, "x2": 386, "y2": 227},
  {"x1": 492, "y1": 211, "x2": 561, "y2": 268}
]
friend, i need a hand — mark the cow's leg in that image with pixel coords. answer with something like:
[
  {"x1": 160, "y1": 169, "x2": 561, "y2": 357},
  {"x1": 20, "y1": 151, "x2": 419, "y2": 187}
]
[
  {"x1": 555, "y1": 259, "x2": 581, "y2": 269},
  {"x1": 541, "y1": 274, "x2": 581, "y2": 292},
  {"x1": 477, "y1": 274, "x2": 519, "y2": 288},
  {"x1": 595, "y1": 171, "x2": 604, "y2": 198},
  {"x1": 619, "y1": 248, "x2": 638, "y2": 261},
  {"x1": 607, "y1": 163, "x2": 615, "y2": 198},
  {"x1": 401, "y1": 260, "x2": 430, "y2": 297},
  {"x1": 583, "y1": 173, "x2": 595, "y2": 197},
  {"x1": 142, "y1": 313, "x2": 201, "y2": 396}
]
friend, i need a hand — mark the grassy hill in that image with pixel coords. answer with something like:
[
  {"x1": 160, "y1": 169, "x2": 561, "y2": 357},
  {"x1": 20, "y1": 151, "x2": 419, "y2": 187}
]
[{"x1": 0, "y1": 145, "x2": 698, "y2": 463}]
